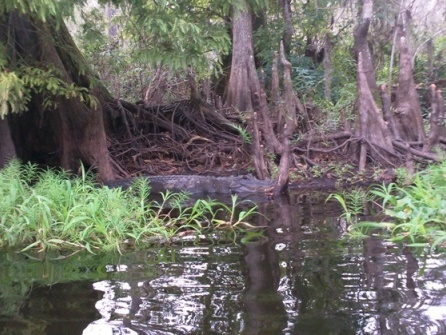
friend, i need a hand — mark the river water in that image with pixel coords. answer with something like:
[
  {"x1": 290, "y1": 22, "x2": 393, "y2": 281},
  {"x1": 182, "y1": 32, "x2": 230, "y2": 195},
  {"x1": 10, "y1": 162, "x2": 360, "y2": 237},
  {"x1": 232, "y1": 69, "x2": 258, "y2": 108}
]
[{"x1": 1, "y1": 191, "x2": 446, "y2": 335}]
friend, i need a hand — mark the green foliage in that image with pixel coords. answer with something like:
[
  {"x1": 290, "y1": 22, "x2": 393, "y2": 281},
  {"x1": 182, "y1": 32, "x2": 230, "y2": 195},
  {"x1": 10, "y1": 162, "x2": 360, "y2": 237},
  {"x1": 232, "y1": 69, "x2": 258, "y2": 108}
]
[
  {"x1": 0, "y1": 0, "x2": 58, "y2": 21},
  {"x1": 75, "y1": 7, "x2": 109, "y2": 57},
  {"x1": 294, "y1": 0, "x2": 346, "y2": 39},
  {"x1": 0, "y1": 160, "x2": 258, "y2": 254},
  {"x1": 111, "y1": 1, "x2": 229, "y2": 74},
  {"x1": 413, "y1": 36, "x2": 446, "y2": 84},
  {"x1": 0, "y1": 0, "x2": 101, "y2": 117},
  {"x1": 0, "y1": 65, "x2": 97, "y2": 118},
  {"x1": 213, "y1": 195, "x2": 259, "y2": 229},
  {"x1": 348, "y1": 161, "x2": 446, "y2": 249},
  {"x1": 225, "y1": 123, "x2": 251, "y2": 144},
  {"x1": 289, "y1": 55, "x2": 325, "y2": 97},
  {"x1": 317, "y1": 82, "x2": 357, "y2": 130},
  {"x1": 394, "y1": 166, "x2": 414, "y2": 185},
  {"x1": 327, "y1": 188, "x2": 368, "y2": 224},
  {"x1": 75, "y1": 1, "x2": 231, "y2": 101},
  {"x1": 0, "y1": 0, "x2": 87, "y2": 22},
  {"x1": 0, "y1": 72, "x2": 29, "y2": 117},
  {"x1": 253, "y1": 15, "x2": 283, "y2": 66}
]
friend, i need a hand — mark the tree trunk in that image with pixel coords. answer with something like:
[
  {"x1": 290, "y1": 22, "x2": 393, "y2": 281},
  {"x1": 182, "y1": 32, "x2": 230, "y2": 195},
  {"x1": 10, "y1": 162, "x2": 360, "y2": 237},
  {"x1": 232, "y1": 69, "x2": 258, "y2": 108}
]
[
  {"x1": 280, "y1": 0, "x2": 294, "y2": 55},
  {"x1": 270, "y1": 52, "x2": 280, "y2": 106},
  {"x1": 0, "y1": 117, "x2": 17, "y2": 168},
  {"x1": 273, "y1": 43, "x2": 299, "y2": 195},
  {"x1": 425, "y1": 84, "x2": 445, "y2": 151},
  {"x1": 357, "y1": 52, "x2": 394, "y2": 156},
  {"x1": 323, "y1": 33, "x2": 333, "y2": 100},
  {"x1": 426, "y1": 38, "x2": 434, "y2": 81},
  {"x1": 394, "y1": 31, "x2": 425, "y2": 142},
  {"x1": 354, "y1": 0, "x2": 379, "y2": 96},
  {"x1": 224, "y1": 0, "x2": 260, "y2": 111},
  {"x1": 354, "y1": 0, "x2": 394, "y2": 170},
  {"x1": 1, "y1": 12, "x2": 114, "y2": 181},
  {"x1": 380, "y1": 85, "x2": 400, "y2": 140},
  {"x1": 223, "y1": 0, "x2": 273, "y2": 180}
]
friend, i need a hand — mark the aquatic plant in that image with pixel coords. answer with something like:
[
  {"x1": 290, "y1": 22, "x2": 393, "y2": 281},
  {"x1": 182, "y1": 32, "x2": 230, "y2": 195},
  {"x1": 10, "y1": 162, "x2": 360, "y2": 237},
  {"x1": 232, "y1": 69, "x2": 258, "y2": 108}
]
[
  {"x1": 326, "y1": 187, "x2": 368, "y2": 224},
  {"x1": 213, "y1": 195, "x2": 259, "y2": 229},
  {"x1": 344, "y1": 161, "x2": 446, "y2": 249},
  {"x1": 0, "y1": 160, "x2": 259, "y2": 254}
]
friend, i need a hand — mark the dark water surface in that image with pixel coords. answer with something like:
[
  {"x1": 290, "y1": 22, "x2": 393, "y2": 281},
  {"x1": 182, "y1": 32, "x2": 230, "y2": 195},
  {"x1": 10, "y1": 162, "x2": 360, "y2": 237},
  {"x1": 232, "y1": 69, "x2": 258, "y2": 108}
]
[{"x1": 1, "y1": 192, "x2": 446, "y2": 335}]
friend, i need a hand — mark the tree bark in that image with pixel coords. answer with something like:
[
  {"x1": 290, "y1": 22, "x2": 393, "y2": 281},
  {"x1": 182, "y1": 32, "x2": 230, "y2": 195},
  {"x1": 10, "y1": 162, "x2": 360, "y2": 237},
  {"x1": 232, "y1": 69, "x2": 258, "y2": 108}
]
[
  {"x1": 248, "y1": 112, "x2": 268, "y2": 180},
  {"x1": 1, "y1": 12, "x2": 114, "y2": 181},
  {"x1": 272, "y1": 42, "x2": 299, "y2": 194},
  {"x1": 354, "y1": 0, "x2": 394, "y2": 170},
  {"x1": 354, "y1": 0, "x2": 379, "y2": 96},
  {"x1": 224, "y1": 0, "x2": 260, "y2": 111},
  {"x1": 425, "y1": 84, "x2": 445, "y2": 151},
  {"x1": 223, "y1": 0, "x2": 275, "y2": 180},
  {"x1": 0, "y1": 117, "x2": 17, "y2": 168},
  {"x1": 379, "y1": 84, "x2": 400, "y2": 140},
  {"x1": 270, "y1": 52, "x2": 280, "y2": 106},
  {"x1": 280, "y1": 0, "x2": 294, "y2": 55},
  {"x1": 323, "y1": 33, "x2": 333, "y2": 100},
  {"x1": 394, "y1": 31, "x2": 425, "y2": 142},
  {"x1": 357, "y1": 52, "x2": 394, "y2": 155}
]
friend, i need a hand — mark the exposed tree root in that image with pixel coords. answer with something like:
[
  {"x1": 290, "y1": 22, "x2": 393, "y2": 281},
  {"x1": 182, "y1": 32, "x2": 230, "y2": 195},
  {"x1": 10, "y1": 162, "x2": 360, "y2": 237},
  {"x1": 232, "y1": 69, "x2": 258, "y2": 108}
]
[
  {"x1": 106, "y1": 97, "x2": 251, "y2": 177},
  {"x1": 106, "y1": 91, "x2": 443, "y2": 183}
]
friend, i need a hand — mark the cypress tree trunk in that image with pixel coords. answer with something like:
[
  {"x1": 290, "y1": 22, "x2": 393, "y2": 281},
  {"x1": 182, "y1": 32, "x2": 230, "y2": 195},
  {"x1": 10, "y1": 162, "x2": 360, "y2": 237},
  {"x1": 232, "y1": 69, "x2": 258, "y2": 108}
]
[
  {"x1": 354, "y1": 0, "x2": 394, "y2": 170},
  {"x1": 0, "y1": 118, "x2": 16, "y2": 168},
  {"x1": 394, "y1": 32, "x2": 425, "y2": 142},
  {"x1": 224, "y1": 0, "x2": 260, "y2": 111},
  {"x1": 280, "y1": 0, "x2": 294, "y2": 55},
  {"x1": 0, "y1": 11, "x2": 114, "y2": 181},
  {"x1": 224, "y1": 0, "x2": 270, "y2": 179}
]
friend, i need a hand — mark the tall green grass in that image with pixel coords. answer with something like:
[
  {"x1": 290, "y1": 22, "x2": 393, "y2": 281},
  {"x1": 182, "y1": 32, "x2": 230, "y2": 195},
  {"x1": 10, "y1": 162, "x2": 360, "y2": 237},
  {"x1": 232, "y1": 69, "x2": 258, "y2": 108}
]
[
  {"x1": 332, "y1": 161, "x2": 446, "y2": 249},
  {"x1": 0, "y1": 160, "x2": 258, "y2": 254}
]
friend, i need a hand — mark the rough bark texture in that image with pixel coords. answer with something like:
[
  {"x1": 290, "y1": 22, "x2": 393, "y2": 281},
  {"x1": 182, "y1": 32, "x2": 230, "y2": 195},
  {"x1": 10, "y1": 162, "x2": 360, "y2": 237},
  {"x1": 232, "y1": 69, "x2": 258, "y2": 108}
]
[
  {"x1": 249, "y1": 112, "x2": 268, "y2": 180},
  {"x1": 425, "y1": 84, "x2": 445, "y2": 151},
  {"x1": 394, "y1": 33, "x2": 425, "y2": 142},
  {"x1": 323, "y1": 33, "x2": 333, "y2": 100},
  {"x1": 427, "y1": 38, "x2": 434, "y2": 81},
  {"x1": 379, "y1": 84, "x2": 400, "y2": 140},
  {"x1": 224, "y1": 1, "x2": 260, "y2": 111},
  {"x1": 355, "y1": 0, "x2": 394, "y2": 170},
  {"x1": 270, "y1": 52, "x2": 280, "y2": 106},
  {"x1": 0, "y1": 118, "x2": 17, "y2": 168},
  {"x1": 353, "y1": 0, "x2": 379, "y2": 96},
  {"x1": 223, "y1": 0, "x2": 277, "y2": 181},
  {"x1": 357, "y1": 53, "x2": 394, "y2": 155},
  {"x1": 280, "y1": 0, "x2": 294, "y2": 55},
  {"x1": 1, "y1": 12, "x2": 114, "y2": 181}
]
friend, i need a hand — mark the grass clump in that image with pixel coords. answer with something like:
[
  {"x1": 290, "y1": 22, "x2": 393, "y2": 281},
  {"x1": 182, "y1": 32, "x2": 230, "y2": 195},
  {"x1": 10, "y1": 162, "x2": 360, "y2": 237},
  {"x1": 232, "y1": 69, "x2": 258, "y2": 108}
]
[
  {"x1": 0, "y1": 160, "x2": 258, "y2": 254},
  {"x1": 331, "y1": 161, "x2": 446, "y2": 249}
]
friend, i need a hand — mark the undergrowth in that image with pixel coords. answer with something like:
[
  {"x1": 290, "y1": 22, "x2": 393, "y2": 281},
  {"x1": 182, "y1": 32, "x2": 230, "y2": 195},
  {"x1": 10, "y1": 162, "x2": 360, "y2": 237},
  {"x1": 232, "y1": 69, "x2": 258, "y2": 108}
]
[
  {"x1": 0, "y1": 160, "x2": 259, "y2": 255},
  {"x1": 329, "y1": 161, "x2": 446, "y2": 249}
]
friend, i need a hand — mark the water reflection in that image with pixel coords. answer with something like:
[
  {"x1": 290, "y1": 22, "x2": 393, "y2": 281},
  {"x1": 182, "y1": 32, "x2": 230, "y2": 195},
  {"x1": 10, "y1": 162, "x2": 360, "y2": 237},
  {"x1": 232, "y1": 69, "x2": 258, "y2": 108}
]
[
  {"x1": 243, "y1": 242, "x2": 287, "y2": 335},
  {"x1": 2, "y1": 192, "x2": 446, "y2": 334}
]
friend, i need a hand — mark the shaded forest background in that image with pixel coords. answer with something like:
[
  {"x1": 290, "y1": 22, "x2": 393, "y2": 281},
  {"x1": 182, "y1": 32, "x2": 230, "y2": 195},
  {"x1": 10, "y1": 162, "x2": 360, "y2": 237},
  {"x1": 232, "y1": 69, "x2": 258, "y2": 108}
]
[{"x1": 1, "y1": 0, "x2": 446, "y2": 192}]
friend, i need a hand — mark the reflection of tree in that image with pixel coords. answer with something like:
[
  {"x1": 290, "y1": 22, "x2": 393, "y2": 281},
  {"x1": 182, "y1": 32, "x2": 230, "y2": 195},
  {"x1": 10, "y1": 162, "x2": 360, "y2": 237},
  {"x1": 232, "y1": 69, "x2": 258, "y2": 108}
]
[
  {"x1": 242, "y1": 241, "x2": 287, "y2": 335},
  {"x1": 0, "y1": 251, "x2": 143, "y2": 335},
  {"x1": 361, "y1": 238, "x2": 441, "y2": 335},
  {"x1": 84, "y1": 246, "x2": 248, "y2": 334},
  {"x1": 264, "y1": 193, "x2": 361, "y2": 335},
  {"x1": 4, "y1": 196, "x2": 446, "y2": 335}
]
